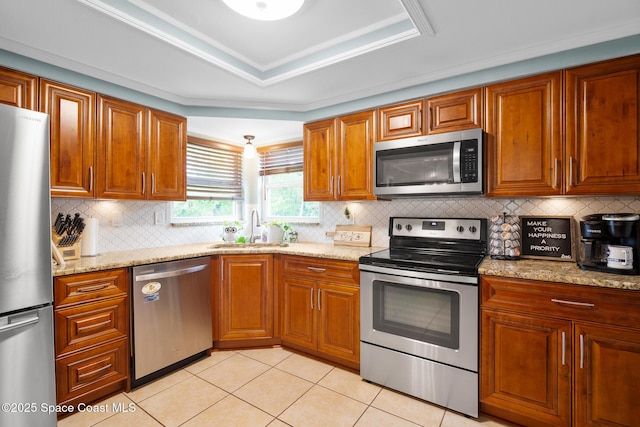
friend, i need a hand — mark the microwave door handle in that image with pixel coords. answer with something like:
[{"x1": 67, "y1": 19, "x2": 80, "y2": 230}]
[{"x1": 452, "y1": 141, "x2": 461, "y2": 183}]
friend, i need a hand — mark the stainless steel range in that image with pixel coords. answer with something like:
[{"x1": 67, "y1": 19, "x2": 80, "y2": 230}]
[{"x1": 359, "y1": 217, "x2": 487, "y2": 418}]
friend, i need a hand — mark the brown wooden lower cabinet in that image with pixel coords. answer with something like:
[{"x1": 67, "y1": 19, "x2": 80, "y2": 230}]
[
  {"x1": 280, "y1": 255, "x2": 360, "y2": 370},
  {"x1": 53, "y1": 269, "x2": 129, "y2": 410},
  {"x1": 214, "y1": 254, "x2": 278, "y2": 348},
  {"x1": 480, "y1": 275, "x2": 640, "y2": 427}
]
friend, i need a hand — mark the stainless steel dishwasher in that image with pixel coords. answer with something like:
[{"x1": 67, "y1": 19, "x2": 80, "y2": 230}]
[{"x1": 131, "y1": 257, "x2": 212, "y2": 387}]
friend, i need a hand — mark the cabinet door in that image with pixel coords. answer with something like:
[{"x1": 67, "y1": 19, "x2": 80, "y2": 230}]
[
  {"x1": 303, "y1": 118, "x2": 336, "y2": 201},
  {"x1": 40, "y1": 80, "x2": 96, "y2": 198},
  {"x1": 281, "y1": 276, "x2": 316, "y2": 350},
  {"x1": 480, "y1": 309, "x2": 571, "y2": 427},
  {"x1": 565, "y1": 55, "x2": 640, "y2": 195},
  {"x1": 219, "y1": 255, "x2": 273, "y2": 340},
  {"x1": 336, "y1": 110, "x2": 376, "y2": 200},
  {"x1": 148, "y1": 109, "x2": 186, "y2": 201},
  {"x1": 96, "y1": 96, "x2": 146, "y2": 199},
  {"x1": 574, "y1": 323, "x2": 640, "y2": 427},
  {"x1": 0, "y1": 66, "x2": 38, "y2": 109},
  {"x1": 317, "y1": 283, "x2": 359, "y2": 364},
  {"x1": 377, "y1": 100, "x2": 423, "y2": 141},
  {"x1": 427, "y1": 88, "x2": 482, "y2": 134},
  {"x1": 485, "y1": 72, "x2": 563, "y2": 197}
]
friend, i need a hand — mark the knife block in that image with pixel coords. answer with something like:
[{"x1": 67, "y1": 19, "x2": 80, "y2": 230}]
[{"x1": 52, "y1": 228, "x2": 81, "y2": 260}]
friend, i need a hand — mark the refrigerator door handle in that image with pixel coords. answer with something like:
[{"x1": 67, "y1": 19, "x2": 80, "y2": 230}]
[{"x1": 0, "y1": 313, "x2": 39, "y2": 334}]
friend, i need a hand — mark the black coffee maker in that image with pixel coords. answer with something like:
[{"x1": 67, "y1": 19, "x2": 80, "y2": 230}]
[{"x1": 578, "y1": 213, "x2": 640, "y2": 275}]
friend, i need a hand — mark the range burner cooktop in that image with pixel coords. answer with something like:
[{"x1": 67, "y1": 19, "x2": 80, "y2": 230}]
[{"x1": 359, "y1": 217, "x2": 488, "y2": 276}]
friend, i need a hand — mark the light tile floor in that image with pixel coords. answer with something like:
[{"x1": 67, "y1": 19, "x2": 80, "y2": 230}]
[{"x1": 57, "y1": 347, "x2": 517, "y2": 427}]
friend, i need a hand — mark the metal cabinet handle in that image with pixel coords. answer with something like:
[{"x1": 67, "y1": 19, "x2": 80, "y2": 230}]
[
  {"x1": 78, "y1": 363, "x2": 112, "y2": 380},
  {"x1": 553, "y1": 158, "x2": 559, "y2": 188},
  {"x1": 561, "y1": 331, "x2": 566, "y2": 365},
  {"x1": 77, "y1": 319, "x2": 111, "y2": 332},
  {"x1": 88, "y1": 166, "x2": 94, "y2": 192},
  {"x1": 307, "y1": 267, "x2": 326, "y2": 273},
  {"x1": 310, "y1": 288, "x2": 314, "y2": 309},
  {"x1": 337, "y1": 175, "x2": 341, "y2": 196},
  {"x1": 317, "y1": 289, "x2": 321, "y2": 310},
  {"x1": 151, "y1": 173, "x2": 156, "y2": 194},
  {"x1": 77, "y1": 283, "x2": 110, "y2": 293},
  {"x1": 569, "y1": 157, "x2": 575, "y2": 186},
  {"x1": 580, "y1": 334, "x2": 585, "y2": 369},
  {"x1": 142, "y1": 172, "x2": 146, "y2": 194},
  {"x1": 551, "y1": 298, "x2": 595, "y2": 308}
]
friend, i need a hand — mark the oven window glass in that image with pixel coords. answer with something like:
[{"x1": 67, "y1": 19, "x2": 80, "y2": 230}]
[
  {"x1": 376, "y1": 143, "x2": 453, "y2": 187},
  {"x1": 372, "y1": 280, "x2": 460, "y2": 349}
]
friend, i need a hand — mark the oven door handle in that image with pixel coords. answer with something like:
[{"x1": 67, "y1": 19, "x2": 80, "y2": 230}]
[{"x1": 359, "y1": 262, "x2": 478, "y2": 285}]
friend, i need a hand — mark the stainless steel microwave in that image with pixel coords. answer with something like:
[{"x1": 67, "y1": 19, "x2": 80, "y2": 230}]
[{"x1": 374, "y1": 128, "x2": 483, "y2": 198}]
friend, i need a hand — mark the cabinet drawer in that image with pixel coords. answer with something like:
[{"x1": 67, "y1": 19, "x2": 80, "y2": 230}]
[
  {"x1": 281, "y1": 255, "x2": 359, "y2": 285},
  {"x1": 481, "y1": 275, "x2": 640, "y2": 327},
  {"x1": 55, "y1": 269, "x2": 128, "y2": 307},
  {"x1": 55, "y1": 296, "x2": 128, "y2": 356},
  {"x1": 55, "y1": 338, "x2": 128, "y2": 405}
]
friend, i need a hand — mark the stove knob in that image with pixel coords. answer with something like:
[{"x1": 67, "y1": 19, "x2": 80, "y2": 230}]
[
  {"x1": 469, "y1": 226, "x2": 477, "y2": 233},
  {"x1": 395, "y1": 224, "x2": 402, "y2": 231},
  {"x1": 457, "y1": 225, "x2": 465, "y2": 233},
  {"x1": 406, "y1": 224, "x2": 412, "y2": 231}
]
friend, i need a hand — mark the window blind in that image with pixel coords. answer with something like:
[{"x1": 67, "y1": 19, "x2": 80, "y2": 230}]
[
  {"x1": 258, "y1": 142, "x2": 303, "y2": 176},
  {"x1": 186, "y1": 138, "x2": 243, "y2": 200}
]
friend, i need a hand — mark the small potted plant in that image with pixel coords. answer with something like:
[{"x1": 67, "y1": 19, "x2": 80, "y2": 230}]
[
  {"x1": 265, "y1": 220, "x2": 286, "y2": 243},
  {"x1": 344, "y1": 206, "x2": 351, "y2": 220}
]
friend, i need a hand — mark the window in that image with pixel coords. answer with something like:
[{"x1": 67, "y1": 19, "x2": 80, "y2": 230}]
[
  {"x1": 172, "y1": 136, "x2": 243, "y2": 223},
  {"x1": 259, "y1": 142, "x2": 319, "y2": 222}
]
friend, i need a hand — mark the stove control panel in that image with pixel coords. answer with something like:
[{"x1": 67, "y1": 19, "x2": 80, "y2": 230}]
[{"x1": 390, "y1": 217, "x2": 485, "y2": 241}]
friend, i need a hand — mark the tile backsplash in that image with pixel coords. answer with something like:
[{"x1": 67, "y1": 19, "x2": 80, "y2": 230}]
[{"x1": 52, "y1": 196, "x2": 640, "y2": 253}]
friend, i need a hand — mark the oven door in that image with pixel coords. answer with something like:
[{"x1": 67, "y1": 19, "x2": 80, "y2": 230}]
[{"x1": 360, "y1": 266, "x2": 478, "y2": 372}]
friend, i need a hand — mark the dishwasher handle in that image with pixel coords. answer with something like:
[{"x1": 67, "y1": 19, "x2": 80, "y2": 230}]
[{"x1": 135, "y1": 263, "x2": 208, "y2": 281}]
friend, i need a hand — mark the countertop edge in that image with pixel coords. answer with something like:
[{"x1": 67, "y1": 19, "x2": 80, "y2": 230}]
[
  {"x1": 53, "y1": 243, "x2": 385, "y2": 277},
  {"x1": 479, "y1": 258, "x2": 640, "y2": 291}
]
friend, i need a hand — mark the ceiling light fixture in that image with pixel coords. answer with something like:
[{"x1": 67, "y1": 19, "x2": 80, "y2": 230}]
[
  {"x1": 222, "y1": 0, "x2": 304, "y2": 21},
  {"x1": 243, "y1": 135, "x2": 256, "y2": 159}
]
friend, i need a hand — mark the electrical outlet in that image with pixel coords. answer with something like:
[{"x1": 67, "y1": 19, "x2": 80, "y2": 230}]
[
  {"x1": 112, "y1": 212, "x2": 123, "y2": 227},
  {"x1": 154, "y1": 210, "x2": 165, "y2": 225}
]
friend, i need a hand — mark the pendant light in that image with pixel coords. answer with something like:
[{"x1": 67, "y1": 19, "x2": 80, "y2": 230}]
[
  {"x1": 243, "y1": 135, "x2": 256, "y2": 159},
  {"x1": 222, "y1": 0, "x2": 304, "y2": 21}
]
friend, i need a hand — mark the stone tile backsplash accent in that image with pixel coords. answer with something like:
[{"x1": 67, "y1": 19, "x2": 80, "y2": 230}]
[{"x1": 52, "y1": 196, "x2": 640, "y2": 253}]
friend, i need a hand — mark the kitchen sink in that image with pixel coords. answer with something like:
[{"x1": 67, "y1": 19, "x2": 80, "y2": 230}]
[{"x1": 207, "y1": 242, "x2": 289, "y2": 249}]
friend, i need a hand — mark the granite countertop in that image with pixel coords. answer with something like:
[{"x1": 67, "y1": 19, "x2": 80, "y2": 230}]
[
  {"x1": 480, "y1": 257, "x2": 640, "y2": 291},
  {"x1": 53, "y1": 242, "x2": 386, "y2": 277},
  {"x1": 54, "y1": 242, "x2": 640, "y2": 292}
]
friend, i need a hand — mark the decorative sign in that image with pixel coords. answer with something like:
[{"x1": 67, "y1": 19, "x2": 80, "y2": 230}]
[{"x1": 520, "y1": 216, "x2": 575, "y2": 261}]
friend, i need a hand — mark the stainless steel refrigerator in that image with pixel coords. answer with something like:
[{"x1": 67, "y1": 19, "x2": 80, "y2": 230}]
[{"x1": 0, "y1": 103, "x2": 57, "y2": 426}]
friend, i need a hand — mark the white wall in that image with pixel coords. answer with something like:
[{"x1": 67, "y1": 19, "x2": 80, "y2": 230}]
[{"x1": 51, "y1": 196, "x2": 640, "y2": 253}]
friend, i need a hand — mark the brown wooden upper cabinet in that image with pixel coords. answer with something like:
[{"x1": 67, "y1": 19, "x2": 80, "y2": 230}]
[
  {"x1": 304, "y1": 110, "x2": 376, "y2": 201},
  {"x1": 377, "y1": 99, "x2": 423, "y2": 141},
  {"x1": 565, "y1": 54, "x2": 640, "y2": 195},
  {"x1": 148, "y1": 108, "x2": 187, "y2": 201},
  {"x1": 40, "y1": 80, "x2": 96, "y2": 198},
  {"x1": 96, "y1": 95, "x2": 186, "y2": 200},
  {"x1": 484, "y1": 71, "x2": 563, "y2": 197},
  {"x1": 426, "y1": 88, "x2": 482, "y2": 134},
  {"x1": 0, "y1": 66, "x2": 38, "y2": 110}
]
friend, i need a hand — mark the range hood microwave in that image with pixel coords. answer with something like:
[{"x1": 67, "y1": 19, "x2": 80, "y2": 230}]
[{"x1": 373, "y1": 128, "x2": 483, "y2": 198}]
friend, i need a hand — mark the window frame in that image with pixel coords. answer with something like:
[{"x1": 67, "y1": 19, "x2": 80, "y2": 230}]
[
  {"x1": 258, "y1": 141, "x2": 320, "y2": 224},
  {"x1": 170, "y1": 136, "x2": 244, "y2": 225}
]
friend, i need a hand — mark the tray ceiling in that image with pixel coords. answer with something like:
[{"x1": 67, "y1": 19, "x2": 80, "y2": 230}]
[{"x1": 1, "y1": 0, "x2": 639, "y2": 143}]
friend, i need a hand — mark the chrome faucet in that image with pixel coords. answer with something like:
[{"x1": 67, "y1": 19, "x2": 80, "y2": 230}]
[{"x1": 249, "y1": 209, "x2": 261, "y2": 243}]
